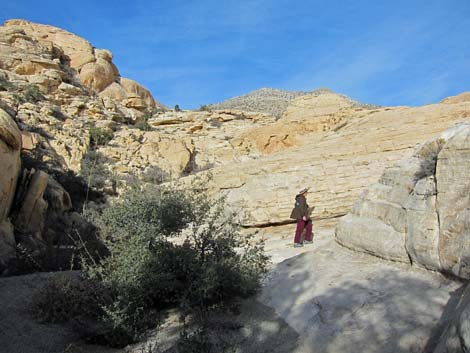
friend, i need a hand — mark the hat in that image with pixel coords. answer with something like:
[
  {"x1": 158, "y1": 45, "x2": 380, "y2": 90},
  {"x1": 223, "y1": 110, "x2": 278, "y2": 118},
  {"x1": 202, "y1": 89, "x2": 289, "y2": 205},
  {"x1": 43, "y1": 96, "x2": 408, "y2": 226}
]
[{"x1": 298, "y1": 187, "x2": 309, "y2": 194}]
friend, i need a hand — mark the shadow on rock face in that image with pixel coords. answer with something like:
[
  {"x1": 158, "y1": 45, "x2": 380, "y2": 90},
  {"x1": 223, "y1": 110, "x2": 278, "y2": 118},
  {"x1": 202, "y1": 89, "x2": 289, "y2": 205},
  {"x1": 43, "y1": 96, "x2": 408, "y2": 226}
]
[{"x1": 260, "y1": 248, "x2": 461, "y2": 353}]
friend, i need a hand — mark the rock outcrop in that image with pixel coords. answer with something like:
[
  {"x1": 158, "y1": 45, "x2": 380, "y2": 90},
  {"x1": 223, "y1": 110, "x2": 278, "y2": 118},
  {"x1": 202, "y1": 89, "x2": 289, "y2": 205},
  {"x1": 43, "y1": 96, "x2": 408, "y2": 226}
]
[
  {"x1": 2, "y1": 19, "x2": 164, "y2": 111},
  {"x1": 433, "y1": 282, "x2": 470, "y2": 353},
  {"x1": 440, "y1": 91, "x2": 470, "y2": 105},
  {"x1": 0, "y1": 108, "x2": 21, "y2": 221},
  {"x1": 202, "y1": 101, "x2": 470, "y2": 226},
  {"x1": 0, "y1": 108, "x2": 21, "y2": 274},
  {"x1": 336, "y1": 123, "x2": 470, "y2": 279}
]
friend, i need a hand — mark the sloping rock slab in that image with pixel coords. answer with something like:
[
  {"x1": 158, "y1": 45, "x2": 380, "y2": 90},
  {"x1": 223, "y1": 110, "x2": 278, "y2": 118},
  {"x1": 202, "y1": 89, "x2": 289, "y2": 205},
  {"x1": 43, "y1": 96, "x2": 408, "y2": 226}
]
[{"x1": 259, "y1": 227, "x2": 460, "y2": 353}]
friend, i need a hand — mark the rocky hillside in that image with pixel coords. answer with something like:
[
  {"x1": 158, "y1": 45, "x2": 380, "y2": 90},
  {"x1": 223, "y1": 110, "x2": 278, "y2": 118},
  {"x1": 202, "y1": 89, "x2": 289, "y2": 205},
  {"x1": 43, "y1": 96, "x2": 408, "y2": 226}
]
[
  {"x1": 1, "y1": 18, "x2": 470, "y2": 275},
  {"x1": 207, "y1": 87, "x2": 310, "y2": 118},
  {"x1": 0, "y1": 19, "x2": 169, "y2": 274}
]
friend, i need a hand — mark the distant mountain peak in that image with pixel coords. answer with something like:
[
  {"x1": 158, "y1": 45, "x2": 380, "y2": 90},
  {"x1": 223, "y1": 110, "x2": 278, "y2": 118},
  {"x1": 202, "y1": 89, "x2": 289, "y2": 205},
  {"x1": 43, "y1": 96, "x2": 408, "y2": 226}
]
[{"x1": 207, "y1": 87, "x2": 310, "y2": 118}]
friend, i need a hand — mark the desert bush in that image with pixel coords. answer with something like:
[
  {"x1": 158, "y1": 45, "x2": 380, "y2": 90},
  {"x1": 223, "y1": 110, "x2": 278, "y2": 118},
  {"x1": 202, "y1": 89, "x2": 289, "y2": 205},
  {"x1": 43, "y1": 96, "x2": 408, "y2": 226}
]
[
  {"x1": 30, "y1": 273, "x2": 108, "y2": 324},
  {"x1": 86, "y1": 180, "x2": 267, "y2": 347},
  {"x1": 23, "y1": 84, "x2": 44, "y2": 103},
  {"x1": 198, "y1": 105, "x2": 211, "y2": 112},
  {"x1": 89, "y1": 126, "x2": 114, "y2": 147},
  {"x1": 33, "y1": 180, "x2": 268, "y2": 348},
  {"x1": 49, "y1": 105, "x2": 68, "y2": 121},
  {"x1": 141, "y1": 165, "x2": 170, "y2": 184},
  {"x1": 135, "y1": 110, "x2": 152, "y2": 131},
  {"x1": 80, "y1": 151, "x2": 111, "y2": 191},
  {"x1": 177, "y1": 326, "x2": 214, "y2": 353},
  {"x1": 96, "y1": 185, "x2": 196, "y2": 240},
  {"x1": 0, "y1": 74, "x2": 13, "y2": 91},
  {"x1": 135, "y1": 120, "x2": 152, "y2": 131}
]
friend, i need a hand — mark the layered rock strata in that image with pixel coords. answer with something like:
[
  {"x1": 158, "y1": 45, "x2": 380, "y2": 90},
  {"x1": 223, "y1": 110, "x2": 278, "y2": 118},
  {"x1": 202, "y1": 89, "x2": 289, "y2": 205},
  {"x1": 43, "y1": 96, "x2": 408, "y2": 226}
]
[
  {"x1": 0, "y1": 107, "x2": 21, "y2": 273},
  {"x1": 336, "y1": 123, "x2": 470, "y2": 279},
  {"x1": 202, "y1": 99, "x2": 470, "y2": 226},
  {"x1": 3, "y1": 19, "x2": 164, "y2": 111}
]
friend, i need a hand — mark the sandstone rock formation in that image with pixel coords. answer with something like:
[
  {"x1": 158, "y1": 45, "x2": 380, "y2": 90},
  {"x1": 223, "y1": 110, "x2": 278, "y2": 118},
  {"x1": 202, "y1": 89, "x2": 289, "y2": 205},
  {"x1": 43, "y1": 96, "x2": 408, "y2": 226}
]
[
  {"x1": 3, "y1": 19, "x2": 164, "y2": 111},
  {"x1": 4, "y1": 20, "x2": 470, "y2": 231},
  {"x1": 230, "y1": 91, "x2": 357, "y2": 155},
  {"x1": 14, "y1": 169, "x2": 49, "y2": 237},
  {"x1": 0, "y1": 108, "x2": 21, "y2": 274},
  {"x1": 201, "y1": 100, "x2": 470, "y2": 226},
  {"x1": 440, "y1": 91, "x2": 470, "y2": 105},
  {"x1": 259, "y1": 225, "x2": 461, "y2": 353},
  {"x1": 4, "y1": 19, "x2": 95, "y2": 70},
  {"x1": 433, "y1": 282, "x2": 470, "y2": 353},
  {"x1": 335, "y1": 123, "x2": 470, "y2": 279},
  {"x1": 0, "y1": 107, "x2": 21, "y2": 221}
]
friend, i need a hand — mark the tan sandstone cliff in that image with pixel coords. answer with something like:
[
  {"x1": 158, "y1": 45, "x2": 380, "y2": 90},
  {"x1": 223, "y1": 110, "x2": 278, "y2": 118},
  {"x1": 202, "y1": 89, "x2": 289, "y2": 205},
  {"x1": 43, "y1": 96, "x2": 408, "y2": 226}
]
[
  {"x1": 200, "y1": 93, "x2": 470, "y2": 226},
  {"x1": 335, "y1": 123, "x2": 470, "y2": 279}
]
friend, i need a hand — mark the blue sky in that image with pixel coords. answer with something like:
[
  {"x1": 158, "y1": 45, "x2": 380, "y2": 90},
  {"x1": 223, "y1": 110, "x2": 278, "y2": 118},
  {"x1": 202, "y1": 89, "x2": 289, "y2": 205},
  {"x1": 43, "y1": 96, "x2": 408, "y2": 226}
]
[{"x1": 2, "y1": 0, "x2": 470, "y2": 109}]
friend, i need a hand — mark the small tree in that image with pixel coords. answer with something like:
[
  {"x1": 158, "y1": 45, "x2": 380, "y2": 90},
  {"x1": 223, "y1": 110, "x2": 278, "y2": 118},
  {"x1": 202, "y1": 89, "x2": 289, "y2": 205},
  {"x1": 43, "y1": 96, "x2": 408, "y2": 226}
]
[
  {"x1": 89, "y1": 126, "x2": 114, "y2": 147},
  {"x1": 174, "y1": 104, "x2": 181, "y2": 112}
]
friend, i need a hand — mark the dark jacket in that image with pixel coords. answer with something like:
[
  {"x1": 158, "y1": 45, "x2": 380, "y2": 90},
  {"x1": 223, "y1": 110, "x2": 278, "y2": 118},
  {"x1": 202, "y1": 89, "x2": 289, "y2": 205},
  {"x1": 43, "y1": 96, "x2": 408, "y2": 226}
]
[{"x1": 290, "y1": 194, "x2": 310, "y2": 220}]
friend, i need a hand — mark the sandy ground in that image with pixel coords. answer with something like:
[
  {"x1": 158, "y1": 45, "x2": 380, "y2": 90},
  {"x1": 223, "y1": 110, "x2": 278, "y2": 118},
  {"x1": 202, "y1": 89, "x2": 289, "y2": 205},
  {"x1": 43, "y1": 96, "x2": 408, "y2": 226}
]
[{"x1": 0, "y1": 219, "x2": 464, "y2": 353}]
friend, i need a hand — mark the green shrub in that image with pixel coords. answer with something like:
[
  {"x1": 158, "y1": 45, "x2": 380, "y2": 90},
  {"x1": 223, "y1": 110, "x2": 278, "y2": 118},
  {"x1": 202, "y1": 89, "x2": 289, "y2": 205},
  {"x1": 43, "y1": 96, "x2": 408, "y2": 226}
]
[
  {"x1": 89, "y1": 126, "x2": 114, "y2": 147},
  {"x1": 135, "y1": 110, "x2": 153, "y2": 131},
  {"x1": 135, "y1": 120, "x2": 152, "y2": 131},
  {"x1": 88, "y1": 181, "x2": 267, "y2": 347},
  {"x1": 23, "y1": 84, "x2": 44, "y2": 103},
  {"x1": 141, "y1": 165, "x2": 169, "y2": 184},
  {"x1": 80, "y1": 151, "x2": 111, "y2": 191},
  {"x1": 0, "y1": 75, "x2": 13, "y2": 91},
  {"x1": 97, "y1": 185, "x2": 196, "y2": 240},
  {"x1": 30, "y1": 273, "x2": 108, "y2": 324},
  {"x1": 50, "y1": 105, "x2": 67, "y2": 121},
  {"x1": 33, "y1": 180, "x2": 268, "y2": 348},
  {"x1": 198, "y1": 105, "x2": 211, "y2": 112}
]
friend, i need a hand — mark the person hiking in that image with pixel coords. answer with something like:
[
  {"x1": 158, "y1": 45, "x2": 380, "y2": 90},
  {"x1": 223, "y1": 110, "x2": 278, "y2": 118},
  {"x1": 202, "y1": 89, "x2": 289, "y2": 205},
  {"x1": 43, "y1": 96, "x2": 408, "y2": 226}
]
[{"x1": 290, "y1": 187, "x2": 313, "y2": 247}]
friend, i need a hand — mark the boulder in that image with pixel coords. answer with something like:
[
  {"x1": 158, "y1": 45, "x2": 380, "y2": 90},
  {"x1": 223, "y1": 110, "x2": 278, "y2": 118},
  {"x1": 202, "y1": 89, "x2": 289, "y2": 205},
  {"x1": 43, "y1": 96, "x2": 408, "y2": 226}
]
[
  {"x1": 20, "y1": 131, "x2": 39, "y2": 150},
  {"x1": 14, "y1": 169, "x2": 49, "y2": 239},
  {"x1": 100, "y1": 77, "x2": 164, "y2": 111},
  {"x1": 44, "y1": 177, "x2": 72, "y2": 212},
  {"x1": 433, "y1": 282, "x2": 470, "y2": 353},
  {"x1": 0, "y1": 108, "x2": 21, "y2": 223},
  {"x1": 335, "y1": 123, "x2": 470, "y2": 279},
  {"x1": 5, "y1": 19, "x2": 96, "y2": 70},
  {"x1": 436, "y1": 126, "x2": 470, "y2": 278},
  {"x1": 0, "y1": 220, "x2": 16, "y2": 275},
  {"x1": 99, "y1": 82, "x2": 127, "y2": 102},
  {"x1": 120, "y1": 77, "x2": 158, "y2": 109},
  {"x1": 79, "y1": 58, "x2": 119, "y2": 93}
]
